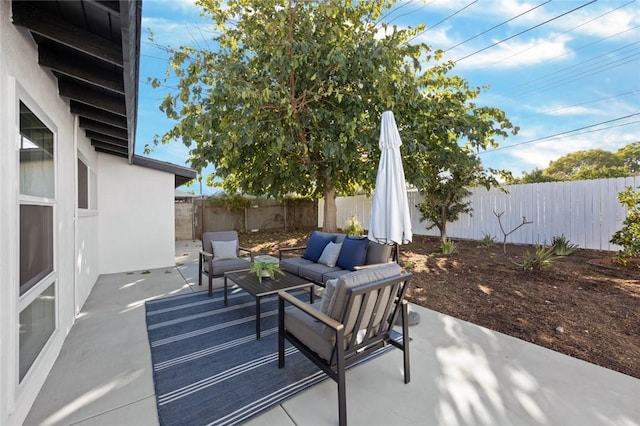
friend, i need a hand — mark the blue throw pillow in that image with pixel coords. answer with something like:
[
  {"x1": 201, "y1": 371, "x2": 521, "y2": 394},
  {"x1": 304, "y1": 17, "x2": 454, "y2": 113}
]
[
  {"x1": 303, "y1": 232, "x2": 335, "y2": 263},
  {"x1": 336, "y1": 236, "x2": 369, "y2": 270}
]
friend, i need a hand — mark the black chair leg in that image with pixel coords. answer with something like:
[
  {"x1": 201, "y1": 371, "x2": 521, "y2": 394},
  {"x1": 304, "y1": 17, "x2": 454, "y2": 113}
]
[{"x1": 402, "y1": 302, "x2": 411, "y2": 384}]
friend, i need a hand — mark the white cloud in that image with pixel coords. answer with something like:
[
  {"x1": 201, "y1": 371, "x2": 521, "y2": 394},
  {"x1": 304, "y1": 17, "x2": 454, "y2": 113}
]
[
  {"x1": 450, "y1": 34, "x2": 573, "y2": 69},
  {"x1": 141, "y1": 16, "x2": 212, "y2": 48}
]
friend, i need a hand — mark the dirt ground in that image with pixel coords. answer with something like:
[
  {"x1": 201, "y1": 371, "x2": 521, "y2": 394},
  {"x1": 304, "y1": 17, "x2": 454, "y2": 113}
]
[{"x1": 239, "y1": 230, "x2": 640, "y2": 380}]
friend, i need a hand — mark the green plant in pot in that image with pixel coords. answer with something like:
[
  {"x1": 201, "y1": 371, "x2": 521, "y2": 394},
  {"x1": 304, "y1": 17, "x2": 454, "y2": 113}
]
[{"x1": 250, "y1": 260, "x2": 284, "y2": 283}]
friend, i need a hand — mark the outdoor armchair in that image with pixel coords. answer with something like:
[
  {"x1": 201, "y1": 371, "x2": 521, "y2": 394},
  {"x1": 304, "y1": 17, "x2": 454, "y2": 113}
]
[
  {"x1": 278, "y1": 263, "x2": 411, "y2": 426},
  {"x1": 199, "y1": 231, "x2": 254, "y2": 296}
]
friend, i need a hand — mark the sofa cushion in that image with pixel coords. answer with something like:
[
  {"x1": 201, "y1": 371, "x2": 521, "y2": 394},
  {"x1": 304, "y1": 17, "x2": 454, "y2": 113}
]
[
  {"x1": 318, "y1": 242, "x2": 342, "y2": 267},
  {"x1": 324, "y1": 262, "x2": 402, "y2": 339},
  {"x1": 312, "y1": 231, "x2": 346, "y2": 244},
  {"x1": 298, "y1": 262, "x2": 342, "y2": 285},
  {"x1": 365, "y1": 241, "x2": 393, "y2": 265},
  {"x1": 303, "y1": 231, "x2": 335, "y2": 263},
  {"x1": 280, "y1": 257, "x2": 314, "y2": 276},
  {"x1": 336, "y1": 236, "x2": 369, "y2": 271}
]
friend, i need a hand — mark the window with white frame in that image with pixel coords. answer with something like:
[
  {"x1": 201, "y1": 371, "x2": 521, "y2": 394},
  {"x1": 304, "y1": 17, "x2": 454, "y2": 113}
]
[
  {"x1": 18, "y1": 101, "x2": 57, "y2": 382},
  {"x1": 77, "y1": 155, "x2": 98, "y2": 210}
]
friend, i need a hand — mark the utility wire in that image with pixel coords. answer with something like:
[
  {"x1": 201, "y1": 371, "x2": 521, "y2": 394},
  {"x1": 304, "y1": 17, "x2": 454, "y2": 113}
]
[
  {"x1": 489, "y1": 0, "x2": 636, "y2": 67},
  {"x1": 455, "y1": 0, "x2": 598, "y2": 62},
  {"x1": 405, "y1": 1, "x2": 478, "y2": 45},
  {"x1": 481, "y1": 113, "x2": 640, "y2": 153},
  {"x1": 445, "y1": 0, "x2": 551, "y2": 52},
  {"x1": 513, "y1": 44, "x2": 640, "y2": 97},
  {"x1": 517, "y1": 90, "x2": 640, "y2": 120}
]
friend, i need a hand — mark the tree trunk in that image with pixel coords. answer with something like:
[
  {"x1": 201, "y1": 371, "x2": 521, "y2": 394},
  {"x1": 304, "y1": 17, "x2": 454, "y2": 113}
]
[
  {"x1": 439, "y1": 209, "x2": 447, "y2": 241},
  {"x1": 439, "y1": 223, "x2": 447, "y2": 241},
  {"x1": 323, "y1": 184, "x2": 337, "y2": 232}
]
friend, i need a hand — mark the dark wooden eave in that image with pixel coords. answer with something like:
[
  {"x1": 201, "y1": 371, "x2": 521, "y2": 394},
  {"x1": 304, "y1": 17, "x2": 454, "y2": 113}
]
[
  {"x1": 11, "y1": 0, "x2": 136, "y2": 160},
  {"x1": 12, "y1": 0, "x2": 196, "y2": 187}
]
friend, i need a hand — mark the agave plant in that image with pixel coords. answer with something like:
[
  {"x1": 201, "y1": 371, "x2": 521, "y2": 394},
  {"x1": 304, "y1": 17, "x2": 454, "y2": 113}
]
[
  {"x1": 552, "y1": 235, "x2": 579, "y2": 256},
  {"x1": 516, "y1": 245, "x2": 557, "y2": 271}
]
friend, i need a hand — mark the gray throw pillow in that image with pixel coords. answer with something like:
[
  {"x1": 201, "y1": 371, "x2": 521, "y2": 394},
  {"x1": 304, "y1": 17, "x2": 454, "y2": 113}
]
[
  {"x1": 211, "y1": 240, "x2": 238, "y2": 260},
  {"x1": 317, "y1": 242, "x2": 343, "y2": 267}
]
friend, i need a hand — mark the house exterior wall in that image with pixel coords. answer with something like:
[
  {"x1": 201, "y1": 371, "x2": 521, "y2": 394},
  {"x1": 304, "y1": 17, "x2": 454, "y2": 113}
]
[
  {"x1": 0, "y1": 3, "x2": 177, "y2": 425},
  {"x1": 0, "y1": 3, "x2": 77, "y2": 424},
  {"x1": 75, "y1": 125, "x2": 100, "y2": 313},
  {"x1": 98, "y1": 154, "x2": 175, "y2": 274}
]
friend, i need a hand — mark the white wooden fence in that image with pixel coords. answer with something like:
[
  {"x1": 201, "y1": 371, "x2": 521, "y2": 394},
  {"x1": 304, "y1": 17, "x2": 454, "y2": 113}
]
[{"x1": 319, "y1": 176, "x2": 639, "y2": 251}]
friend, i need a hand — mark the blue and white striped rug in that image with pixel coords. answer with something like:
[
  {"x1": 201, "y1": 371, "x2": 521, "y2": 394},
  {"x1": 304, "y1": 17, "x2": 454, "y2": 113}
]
[{"x1": 145, "y1": 289, "x2": 397, "y2": 426}]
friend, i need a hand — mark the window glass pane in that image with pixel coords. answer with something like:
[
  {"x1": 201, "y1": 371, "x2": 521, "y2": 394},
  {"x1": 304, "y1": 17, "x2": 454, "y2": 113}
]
[
  {"x1": 20, "y1": 102, "x2": 54, "y2": 198},
  {"x1": 19, "y1": 283, "x2": 56, "y2": 382},
  {"x1": 20, "y1": 205, "x2": 53, "y2": 296},
  {"x1": 78, "y1": 158, "x2": 88, "y2": 209},
  {"x1": 90, "y1": 169, "x2": 98, "y2": 210}
]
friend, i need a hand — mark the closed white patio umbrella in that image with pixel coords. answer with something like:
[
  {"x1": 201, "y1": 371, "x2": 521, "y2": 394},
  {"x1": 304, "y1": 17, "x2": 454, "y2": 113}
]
[
  {"x1": 368, "y1": 111, "x2": 419, "y2": 326},
  {"x1": 368, "y1": 110, "x2": 413, "y2": 246}
]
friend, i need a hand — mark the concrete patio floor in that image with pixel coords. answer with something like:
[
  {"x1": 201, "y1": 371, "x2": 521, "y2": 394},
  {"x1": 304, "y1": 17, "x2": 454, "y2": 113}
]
[{"x1": 25, "y1": 240, "x2": 640, "y2": 426}]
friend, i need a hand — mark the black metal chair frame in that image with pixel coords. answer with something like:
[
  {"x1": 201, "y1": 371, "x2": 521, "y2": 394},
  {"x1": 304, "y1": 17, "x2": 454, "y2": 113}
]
[{"x1": 278, "y1": 273, "x2": 411, "y2": 426}]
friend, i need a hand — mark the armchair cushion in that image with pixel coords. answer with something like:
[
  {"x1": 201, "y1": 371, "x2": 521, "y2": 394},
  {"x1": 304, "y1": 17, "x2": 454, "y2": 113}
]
[
  {"x1": 324, "y1": 262, "x2": 402, "y2": 338},
  {"x1": 284, "y1": 301, "x2": 334, "y2": 361},
  {"x1": 210, "y1": 257, "x2": 250, "y2": 276},
  {"x1": 303, "y1": 231, "x2": 335, "y2": 263},
  {"x1": 318, "y1": 242, "x2": 343, "y2": 267},
  {"x1": 211, "y1": 240, "x2": 238, "y2": 260},
  {"x1": 319, "y1": 278, "x2": 338, "y2": 315},
  {"x1": 335, "y1": 236, "x2": 369, "y2": 271}
]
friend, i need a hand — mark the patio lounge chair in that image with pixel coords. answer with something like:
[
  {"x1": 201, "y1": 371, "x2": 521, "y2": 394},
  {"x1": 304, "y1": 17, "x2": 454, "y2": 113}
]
[
  {"x1": 199, "y1": 231, "x2": 254, "y2": 296},
  {"x1": 278, "y1": 263, "x2": 411, "y2": 426}
]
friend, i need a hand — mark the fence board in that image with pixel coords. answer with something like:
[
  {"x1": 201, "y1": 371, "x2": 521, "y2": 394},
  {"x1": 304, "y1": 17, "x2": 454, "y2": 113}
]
[{"x1": 330, "y1": 177, "x2": 638, "y2": 251}]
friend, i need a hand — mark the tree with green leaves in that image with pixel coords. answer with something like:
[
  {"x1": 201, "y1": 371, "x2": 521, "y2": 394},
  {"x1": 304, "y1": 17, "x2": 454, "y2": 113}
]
[
  {"x1": 401, "y1": 61, "x2": 518, "y2": 240},
  {"x1": 510, "y1": 142, "x2": 639, "y2": 183},
  {"x1": 151, "y1": 0, "x2": 430, "y2": 231},
  {"x1": 151, "y1": 0, "x2": 517, "y2": 232}
]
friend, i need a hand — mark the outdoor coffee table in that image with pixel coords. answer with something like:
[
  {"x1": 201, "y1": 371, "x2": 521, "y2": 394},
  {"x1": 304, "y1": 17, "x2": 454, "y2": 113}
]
[{"x1": 224, "y1": 269, "x2": 315, "y2": 339}]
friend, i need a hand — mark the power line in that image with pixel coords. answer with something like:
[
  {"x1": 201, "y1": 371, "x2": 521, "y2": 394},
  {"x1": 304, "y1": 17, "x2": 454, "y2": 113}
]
[
  {"x1": 517, "y1": 90, "x2": 640, "y2": 120},
  {"x1": 489, "y1": 0, "x2": 637, "y2": 67},
  {"x1": 481, "y1": 113, "x2": 640, "y2": 154},
  {"x1": 513, "y1": 43, "x2": 640, "y2": 97},
  {"x1": 405, "y1": 1, "x2": 478, "y2": 45},
  {"x1": 444, "y1": 1, "x2": 551, "y2": 53},
  {"x1": 454, "y1": 0, "x2": 598, "y2": 63}
]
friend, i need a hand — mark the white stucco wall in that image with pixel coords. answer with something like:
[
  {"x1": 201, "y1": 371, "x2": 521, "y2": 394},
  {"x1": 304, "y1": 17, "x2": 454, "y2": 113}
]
[
  {"x1": 0, "y1": 3, "x2": 79, "y2": 424},
  {"x1": 98, "y1": 154, "x2": 176, "y2": 274},
  {"x1": 75, "y1": 125, "x2": 100, "y2": 313}
]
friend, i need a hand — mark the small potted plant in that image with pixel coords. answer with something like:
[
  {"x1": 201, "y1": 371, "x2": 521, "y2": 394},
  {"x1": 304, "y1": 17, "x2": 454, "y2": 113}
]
[{"x1": 250, "y1": 260, "x2": 285, "y2": 283}]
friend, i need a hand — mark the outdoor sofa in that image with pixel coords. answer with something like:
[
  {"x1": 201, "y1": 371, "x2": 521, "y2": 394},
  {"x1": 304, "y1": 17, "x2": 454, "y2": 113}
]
[{"x1": 278, "y1": 231, "x2": 396, "y2": 287}]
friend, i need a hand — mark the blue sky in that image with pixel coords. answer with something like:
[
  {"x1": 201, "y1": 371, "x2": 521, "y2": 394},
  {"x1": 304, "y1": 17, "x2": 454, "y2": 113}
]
[{"x1": 136, "y1": 0, "x2": 640, "y2": 195}]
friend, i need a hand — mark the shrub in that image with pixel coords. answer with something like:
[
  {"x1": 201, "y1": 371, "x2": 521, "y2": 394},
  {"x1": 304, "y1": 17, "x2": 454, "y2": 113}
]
[
  {"x1": 516, "y1": 245, "x2": 557, "y2": 270},
  {"x1": 610, "y1": 186, "x2": 640, "y2": 264},
  {"x1": 480, "y1": 232, "x2": 496, "y2": 248},
  {"x1": 552, "y1": 234, "x2": 579, "y2": 256},
  {"x1": 344, "y1": 215, "x2": 364, "y2": 236},
  {"x1": 441, "y1": 238, "x2": 458, "y2": 255}
]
